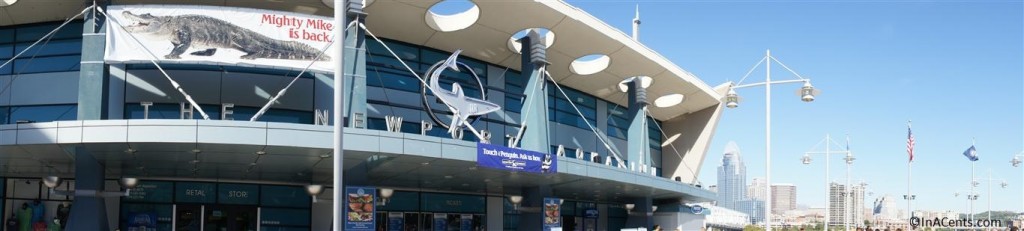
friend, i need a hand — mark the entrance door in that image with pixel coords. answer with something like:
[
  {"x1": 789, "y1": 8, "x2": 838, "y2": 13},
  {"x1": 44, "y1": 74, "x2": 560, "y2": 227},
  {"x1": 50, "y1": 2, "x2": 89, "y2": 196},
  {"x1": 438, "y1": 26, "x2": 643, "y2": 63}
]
[
  {"x1": 175, "y1": 205, "x2": 203, "y2": 231},
  {"x1": 204, "y1": 205, "x2": 258, "y2": 231}
]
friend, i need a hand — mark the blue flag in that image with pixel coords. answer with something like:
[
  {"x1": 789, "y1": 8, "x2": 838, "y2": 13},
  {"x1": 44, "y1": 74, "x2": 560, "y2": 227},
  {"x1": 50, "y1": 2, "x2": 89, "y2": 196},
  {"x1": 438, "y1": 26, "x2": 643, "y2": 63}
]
[{"x1": 963, "y1": 145, "x2": 978, "y2": 161}]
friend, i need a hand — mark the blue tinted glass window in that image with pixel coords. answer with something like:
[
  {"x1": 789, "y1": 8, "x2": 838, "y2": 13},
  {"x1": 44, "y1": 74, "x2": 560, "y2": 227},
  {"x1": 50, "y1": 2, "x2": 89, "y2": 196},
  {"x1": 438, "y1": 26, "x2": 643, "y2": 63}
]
[
  {"x1": 0, "y1": 44, "x2": 13, "y2": 59},
  {"x1": 366, "y1": 69, "x2": 421, "y2": 93},
  {"x1": 607, "y1": 105, "x2": 628, "y2": 139},
  {"x1": 0, "y1": 106, "x2": 9, "y2": 124},
  {"x1": 366, "y1": 38, "x2": 418, "y2": 61},
  {"x1": 124, "y1": 103, "x2": 221, "y2": 120},
  {"x1": 0, "y1": 29, "x2": 13, "y2": 43},
  {"x1": 15, "y1": 21, "x2": 83, "y2": 42},
  {"x1": 504, "y1": 95, "x2": 522, "y2": 113},
  {"x1": 229, "y1": 106, "x2": 314, "y2": 124},
  {"x1": 0, "y1": 59, "x2": 10, "y2": 75},
  {"x1": 15, "y1": 39, "x2": 82, "y2": 57},
  {"x1": 547, "y1": 83, "x2": 597, "y2": 129},
  {"x1": 8, "y1": 104, "x2": 77, "y2": 123},
  {"x1": 13, "y1": 55, "x2": 80, "y2": 73}
]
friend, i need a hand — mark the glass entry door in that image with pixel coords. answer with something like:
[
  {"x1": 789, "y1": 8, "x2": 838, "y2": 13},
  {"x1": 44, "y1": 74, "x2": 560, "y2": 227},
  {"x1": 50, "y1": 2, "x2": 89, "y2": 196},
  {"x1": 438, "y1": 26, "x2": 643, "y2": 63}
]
[
  {"x1": 175, "y1": 205, "x2": 203, "y2": 231},
  {"x1": 204, "y1": 205, "x2": 258, "y2": 231}
]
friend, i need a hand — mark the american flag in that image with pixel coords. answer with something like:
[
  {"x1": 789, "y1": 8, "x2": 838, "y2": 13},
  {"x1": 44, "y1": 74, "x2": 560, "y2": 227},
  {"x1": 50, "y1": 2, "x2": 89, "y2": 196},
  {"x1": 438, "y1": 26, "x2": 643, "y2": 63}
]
[{"x1": 907, "y1": 123, "x2": 915, "y2": 162}]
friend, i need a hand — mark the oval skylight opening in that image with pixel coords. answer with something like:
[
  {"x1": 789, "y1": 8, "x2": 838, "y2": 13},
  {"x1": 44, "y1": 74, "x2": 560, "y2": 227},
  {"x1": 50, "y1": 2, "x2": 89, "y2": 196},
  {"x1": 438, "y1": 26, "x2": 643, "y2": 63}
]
[
  {"x1": 617, "y1": 76, "x2": 653, "y2": 92},
  {"x1": 654, "y1": 94, "x2": 685, "y2": 108},
  {"x1": 0, "y1": 0, "x2": 17, "y2": 7},
  {"x1": 507, "y1": 28, "x2": 556, "y2": 54},
  {"x1": 425, "y1": 0, "x2": 479, "y2": 32},
  {"x1": 570, "y1": 54, "x2": 610, "y2": 75}
]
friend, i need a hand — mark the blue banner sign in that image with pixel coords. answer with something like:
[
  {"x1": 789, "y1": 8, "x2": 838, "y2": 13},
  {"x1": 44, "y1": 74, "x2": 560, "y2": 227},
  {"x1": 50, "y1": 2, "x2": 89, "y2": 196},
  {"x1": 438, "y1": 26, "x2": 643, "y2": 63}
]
[
  {"x1": 542, "y1": 198, "x2": 562, "y2": 231},
  {"x1": 583, "y1": 208, "x2": 599, "y2": 219},
  {"x1": 477, "y1": 142, "x2": 557, "y2": 173},
  {"x1": 388, "y1": 212, "x2": 404, "y2": 231},
  {"x1": 344, "y1": 186, "x2": 376, "y2": 231}
]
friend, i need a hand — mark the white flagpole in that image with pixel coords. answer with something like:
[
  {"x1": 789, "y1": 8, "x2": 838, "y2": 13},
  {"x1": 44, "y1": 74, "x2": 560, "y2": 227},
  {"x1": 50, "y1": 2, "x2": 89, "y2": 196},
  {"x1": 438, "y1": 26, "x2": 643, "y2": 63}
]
[
  {"x1": 970, "y1": 138, "x2": 975, "y2": 221},
  {"x1": 906, "y1": 120, "x2": 912, "y2": 227},
  {"x1": 332, "y1": 0, "x2": 347, "y2": 230}
]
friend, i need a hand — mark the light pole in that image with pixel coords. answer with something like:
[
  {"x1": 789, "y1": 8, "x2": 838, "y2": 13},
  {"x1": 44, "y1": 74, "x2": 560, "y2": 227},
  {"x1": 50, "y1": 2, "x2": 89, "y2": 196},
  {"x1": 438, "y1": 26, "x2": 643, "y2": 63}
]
[
  {"x1": 725, "y1": 49, "x2": 819, "y2": 231},
  {"x1": 901, "y1": 194, "x2": 916, "y2": 225},
  {"x1": 801, "y1": 134, "x2": 853, "y2": 231},
  {"x1": 1012, "y1": 152, "x2": 1023, "y2": 216},
  {"x1": 954, "y1": 191, "x2": 979, "y2": 219},
  {"x1": 972, "y1": 169, "x2": 1008, "y2": 221}
]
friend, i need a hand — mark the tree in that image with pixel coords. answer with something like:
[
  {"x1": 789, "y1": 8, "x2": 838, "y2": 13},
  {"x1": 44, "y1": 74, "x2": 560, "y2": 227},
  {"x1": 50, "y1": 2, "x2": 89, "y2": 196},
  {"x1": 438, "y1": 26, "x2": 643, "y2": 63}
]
[{"x1": 743, "y1": 225, "x2": 765, "y2": 231}]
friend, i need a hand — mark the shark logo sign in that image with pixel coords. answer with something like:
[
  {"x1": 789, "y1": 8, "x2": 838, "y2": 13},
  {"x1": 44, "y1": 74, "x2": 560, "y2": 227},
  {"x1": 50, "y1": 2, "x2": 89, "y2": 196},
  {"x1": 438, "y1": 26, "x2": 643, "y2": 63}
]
[{"x1": 421, "y1": 50, "x2": 500, "y2": 141}]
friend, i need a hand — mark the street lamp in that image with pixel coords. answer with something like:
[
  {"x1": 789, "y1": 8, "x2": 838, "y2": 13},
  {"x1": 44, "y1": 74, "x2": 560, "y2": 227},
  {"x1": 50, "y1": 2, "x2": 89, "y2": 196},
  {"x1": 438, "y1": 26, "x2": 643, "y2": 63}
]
[
  {"x1": 726, "y1": 49, "x2": 818, "y2": 231},
  {"x1": 952, "y1": 190, "x2": 976, "y2": 219},
  {"x1": 902, "y1": 194, "x2": 916, "y2": 221},
  {"x1": 801, "y1": 134, "x2": 853, "y2": 231},
  {"x1": 1012, "y1": 152, "x2": 1023, "y2": 216},
  {"x1": 972, "y1": 169, "x2": 1008, "y2": 221}
]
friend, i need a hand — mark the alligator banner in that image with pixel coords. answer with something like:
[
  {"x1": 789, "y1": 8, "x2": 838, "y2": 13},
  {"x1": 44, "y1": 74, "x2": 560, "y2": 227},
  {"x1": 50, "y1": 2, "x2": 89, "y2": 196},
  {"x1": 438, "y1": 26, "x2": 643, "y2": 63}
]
[{"x1": 104, "y1": 5, "x2": 335, "y2": 73}]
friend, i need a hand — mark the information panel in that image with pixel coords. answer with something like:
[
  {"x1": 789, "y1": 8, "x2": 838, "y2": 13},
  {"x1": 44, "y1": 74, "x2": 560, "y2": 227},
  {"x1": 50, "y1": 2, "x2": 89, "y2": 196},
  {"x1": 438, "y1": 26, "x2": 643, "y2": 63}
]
[
  {"x1": 125, "y1": 181, "x2": 173, "y2": 203},
  {"x1": 388, "y1": 212, "x2": 404, "y2": 231},
  {"x1": 433, "y1": 213, "x2": 447, "y2": 231}
]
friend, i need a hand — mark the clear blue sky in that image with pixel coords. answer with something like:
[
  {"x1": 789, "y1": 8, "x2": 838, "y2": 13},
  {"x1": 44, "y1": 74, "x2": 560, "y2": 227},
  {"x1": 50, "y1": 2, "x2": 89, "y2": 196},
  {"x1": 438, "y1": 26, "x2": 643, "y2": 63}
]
[{"x1": 567, "y1": 0, "x2": 1023, "y2": 212}]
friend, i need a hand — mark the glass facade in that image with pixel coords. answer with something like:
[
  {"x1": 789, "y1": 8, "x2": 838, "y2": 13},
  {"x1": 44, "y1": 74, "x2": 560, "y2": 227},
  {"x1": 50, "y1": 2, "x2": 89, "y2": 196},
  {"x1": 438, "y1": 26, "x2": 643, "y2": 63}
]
[
  {"x1": 119, "y1": 180, "x2": 311, "y2": 231},
  {"x1": 0, "y1": 21, "x2": 83, "y2": 125},
  {"x1": 0, "y1": 16, "x2": 690, "y2": 231},
  {"x1": 0, "y1": 21, "x2": 83, "y2": 75},
  {"x1": 364, "y1": 37, "x2": 664, "y2": 175}
]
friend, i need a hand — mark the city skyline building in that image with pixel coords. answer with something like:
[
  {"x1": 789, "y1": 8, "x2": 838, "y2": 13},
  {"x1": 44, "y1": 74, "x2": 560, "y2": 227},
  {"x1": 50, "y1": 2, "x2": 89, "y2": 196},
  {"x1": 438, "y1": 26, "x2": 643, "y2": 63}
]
[
  {"x1": 772, "y1": 184, "x2": 797, "y2": 213},
  {"x1": 718, "y1": 141, "x2": 747, "y2": 211},
  {"x1": 749, "y1": 177, "x2": 767, "y2": 201},
  {"x1": 739, "y1": 199, "x2": 766, "y2": 225},
  {"x1": 829, "y1": 183, "x2": 866, "y2": 227}
]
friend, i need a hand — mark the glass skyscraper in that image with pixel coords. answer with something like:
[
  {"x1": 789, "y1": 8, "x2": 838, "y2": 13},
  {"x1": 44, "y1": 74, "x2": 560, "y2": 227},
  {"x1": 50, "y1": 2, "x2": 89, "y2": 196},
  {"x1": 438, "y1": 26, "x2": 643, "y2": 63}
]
[{"x1": 717, "y1": 141, "x2": 747, "y2": 211}]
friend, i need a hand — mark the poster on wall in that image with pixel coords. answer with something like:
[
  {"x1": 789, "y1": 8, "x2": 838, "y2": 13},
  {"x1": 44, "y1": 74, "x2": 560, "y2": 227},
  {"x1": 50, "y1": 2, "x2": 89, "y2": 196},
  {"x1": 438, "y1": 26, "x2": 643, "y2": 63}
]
[
  {"x1": 344, "y1": 186, "x2": 376, "y2": 231},
  {"x1": 387, "y1": 212, "x2": 404, "y2": 231},
  {"x1": 542, "y1": 198, "x2": 562, "y2": 231},
  {"x1": 433, "y1": 213, "x2": 448, "y2": 231},
  {"x1": 104, "y1": 5, "x2": 335, "y2": 73},
  {"x1": 460, "y1": 214, "x2": 472, "y2": 231},
  {"x1": 126, "y1": 212, "x2": 158, "y2": 231},
  {"x1": 477, "y1": 143, "x2": 557, "y2": 173}
]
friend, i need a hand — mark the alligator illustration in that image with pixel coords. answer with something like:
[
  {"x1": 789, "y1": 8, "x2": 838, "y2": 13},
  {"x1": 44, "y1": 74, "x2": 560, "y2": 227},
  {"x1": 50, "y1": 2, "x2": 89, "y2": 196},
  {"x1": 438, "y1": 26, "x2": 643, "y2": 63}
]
[{"x1": 121, "y1": 11, "x2": 330, "y2": 61}]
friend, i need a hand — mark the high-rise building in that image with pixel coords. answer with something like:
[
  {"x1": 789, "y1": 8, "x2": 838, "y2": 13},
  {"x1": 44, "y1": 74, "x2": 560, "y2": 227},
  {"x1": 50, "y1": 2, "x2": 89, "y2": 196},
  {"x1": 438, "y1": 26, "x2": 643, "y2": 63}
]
[
  {"x1": 771, "y1": 184, "x2": 797, "y2": 213},
  {"x1": 829, "y1": 183, "x2": 866, "y2": 227},
  {"x1": 748, "y1": 177, "x2": 766, "y2": 201},
  {"x1": 717, "y1": 141, "x2": 746, "y2": 210},
  {"x1": 738, "y1": 199, "x2": 766, "y2": 225}
]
